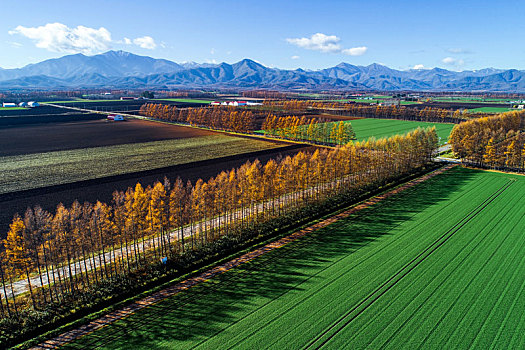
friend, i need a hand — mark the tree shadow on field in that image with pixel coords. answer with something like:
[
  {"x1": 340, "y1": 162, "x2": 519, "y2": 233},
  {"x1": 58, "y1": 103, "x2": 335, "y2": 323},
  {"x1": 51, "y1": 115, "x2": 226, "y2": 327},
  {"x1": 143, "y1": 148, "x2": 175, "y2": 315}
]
[{"x1": 63, "y1": 167, "x2": 479, "y2": 350}]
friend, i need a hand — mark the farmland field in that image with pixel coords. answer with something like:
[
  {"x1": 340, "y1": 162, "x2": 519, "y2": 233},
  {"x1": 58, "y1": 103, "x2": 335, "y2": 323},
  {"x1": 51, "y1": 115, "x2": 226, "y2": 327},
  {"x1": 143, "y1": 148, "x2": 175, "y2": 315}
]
[
  {"x1": 433, "y1": 97, "x2": 513, "y2": 103},
  {"x1": 154, "y1": 98, "x2": 212, "y2": 104},
  {"x1": 45, "y1": 99, "x2": 125, "y2": 103},
  {"x1": 350, "y1": 118, "x2": 454, "y2": 144},
  {"x1": 0, "y1": 119, "x2": 215, "y2": 156},
  {"x1": 0, "y1": 106, "x2": 27, "y2": 110},
  {"x1": 0, "y1": 134, "x2": 283, "y2": 194},
  {"x1": 466, "y1": 106, "x2": 513, "y2": 113},
  {"x1": 62, "y1": 166, "x2": 525, "y2": 349}
]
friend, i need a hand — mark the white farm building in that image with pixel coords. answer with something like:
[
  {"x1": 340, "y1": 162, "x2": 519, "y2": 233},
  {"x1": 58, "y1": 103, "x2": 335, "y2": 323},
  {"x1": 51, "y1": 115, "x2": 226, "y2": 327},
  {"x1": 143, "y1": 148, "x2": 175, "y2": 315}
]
[{"x1": 2, "y1": 102, "x2": 17, "y2": 107}]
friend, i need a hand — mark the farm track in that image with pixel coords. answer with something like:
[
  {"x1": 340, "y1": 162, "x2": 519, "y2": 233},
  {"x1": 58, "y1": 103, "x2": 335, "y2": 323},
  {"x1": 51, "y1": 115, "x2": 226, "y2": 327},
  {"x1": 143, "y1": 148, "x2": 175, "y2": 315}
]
[
  {"x1": 30, "y1": 165, "x2": 455, "y2": 349},
  {"x1": 305, "y1": 179, "x2": 514, "y2": 349}
]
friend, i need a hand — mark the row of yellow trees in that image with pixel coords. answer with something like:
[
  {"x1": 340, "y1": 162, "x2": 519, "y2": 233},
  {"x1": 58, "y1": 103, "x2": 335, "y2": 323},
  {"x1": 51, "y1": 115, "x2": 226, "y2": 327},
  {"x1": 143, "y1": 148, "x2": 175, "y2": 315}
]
[
  {"x1": 139, "y1": 104, "x2": 256, "y2": 132},
  {"x1": 449, "y1": 111, "x2": 525, "y2": 169},
  {"x1": 262, "y1": 115, "x2": 356, "y2": 145},
  {"x1": 1, "y1": 127, "x2": 438, "y2": 317}
]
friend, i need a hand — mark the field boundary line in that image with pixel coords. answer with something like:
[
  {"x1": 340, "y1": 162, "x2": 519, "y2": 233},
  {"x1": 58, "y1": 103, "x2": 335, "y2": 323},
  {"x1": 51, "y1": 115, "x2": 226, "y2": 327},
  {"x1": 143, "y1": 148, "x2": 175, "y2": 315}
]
[
  {"x1": 303, "y1": 178, "x2": 515, "y2": 350},
  {"x1": 30, "y1": 164, "x2": 456, "y2": 349}
]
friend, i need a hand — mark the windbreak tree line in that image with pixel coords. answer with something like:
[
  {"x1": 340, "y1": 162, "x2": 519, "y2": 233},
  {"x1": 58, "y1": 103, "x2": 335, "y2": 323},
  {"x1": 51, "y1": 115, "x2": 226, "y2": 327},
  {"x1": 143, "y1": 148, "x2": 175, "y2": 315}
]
[
  {"x1": 140, "y1": 103, "x2": 356, "y2": 146},
  {"x1": 140, "y1": 104, "x2": 256, "y2": 132},
  {"x1": 449, "y1": 111, "x2": 525, "y2": 170},
  {"x1": 0, "y1": 127, "x2": 438, "y2": 344},
  {"x1": 262, "y1": 115, "x2": 356, "y2": 146}
]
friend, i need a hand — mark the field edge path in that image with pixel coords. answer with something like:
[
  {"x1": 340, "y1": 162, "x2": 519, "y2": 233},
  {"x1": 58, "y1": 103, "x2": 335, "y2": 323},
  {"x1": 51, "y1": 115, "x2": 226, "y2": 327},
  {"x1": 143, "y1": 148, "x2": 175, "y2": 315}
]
[{"x1": 30, "y1": 164, "x2": 456, "y2": 350}]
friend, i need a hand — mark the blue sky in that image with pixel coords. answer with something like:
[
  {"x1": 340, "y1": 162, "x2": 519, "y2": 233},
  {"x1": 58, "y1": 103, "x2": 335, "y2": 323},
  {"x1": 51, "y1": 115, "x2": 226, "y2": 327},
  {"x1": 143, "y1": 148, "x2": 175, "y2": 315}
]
[{"x1": 1, "y1": 0, "x2": 523, "y2": 71}]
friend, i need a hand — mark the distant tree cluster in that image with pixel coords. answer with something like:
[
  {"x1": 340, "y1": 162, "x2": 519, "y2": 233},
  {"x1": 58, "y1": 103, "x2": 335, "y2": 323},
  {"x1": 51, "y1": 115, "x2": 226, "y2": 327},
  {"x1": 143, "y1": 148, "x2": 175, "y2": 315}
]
[
  {"x1": 449, "y1": 111, "x2": 525, "y2": 169},
  {"x1": 262, "y1": 115, "x2": 356, "y2": 145},
  {"x1": 140, "y1": 103, "x2": 256, "y2": 132},
  {"x1": 0, "y1": 127, "x2": 438, "y2": 338},
  {"x1": 140, "y1": 91, "x2": 155, "y2": 99}
]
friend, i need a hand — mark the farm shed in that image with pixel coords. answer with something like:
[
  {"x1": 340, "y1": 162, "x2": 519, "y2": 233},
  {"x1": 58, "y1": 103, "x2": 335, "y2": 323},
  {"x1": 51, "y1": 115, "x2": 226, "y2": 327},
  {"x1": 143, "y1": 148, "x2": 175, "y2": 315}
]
[
  {"x1": 2, "y1": 102, "x2": 16, "y2": 107},
  {"x1": 18, "y1": 102, "x2": 28, "y2": 107},
  {"x1": 28, "y1": 101, "x2": 40, "y2": 107}
]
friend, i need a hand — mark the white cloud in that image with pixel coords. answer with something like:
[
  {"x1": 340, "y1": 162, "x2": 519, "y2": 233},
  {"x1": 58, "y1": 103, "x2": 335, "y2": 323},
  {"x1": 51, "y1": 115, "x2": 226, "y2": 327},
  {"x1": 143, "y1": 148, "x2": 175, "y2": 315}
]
[
  {"x1": 9, "y1": 22, "x2": 159, "y2": 53},
  {"x1": 291, "y1": 55, "x2": 300, "y2": 60},
  {"x1": 287, "y1": 33, "x2": 341, "y2": 53},
  {"x1": 442, "y1": 57, "x2": 455, "y2": 64},
  {"x1": 413, "y1": 64, "x2": 425, "y2": 70},
  {"x1": 342, "y1": 46, "x2": 367, "y2": 56},
  {"x1": 133, "y1": 36, "x2": 156, "y2": 49},
  {"x1": 210, "y1": 48, "x2": 215, "y2": 55},
  {"x1": 286, "y1": 33, "x2": 367, "y2": 57},
  {"x1": 442, "y1": 57, "x2": 464, "y2": 66},
  {"x1": 9, "y1": 23, "x2": 112, "y2": 54}
]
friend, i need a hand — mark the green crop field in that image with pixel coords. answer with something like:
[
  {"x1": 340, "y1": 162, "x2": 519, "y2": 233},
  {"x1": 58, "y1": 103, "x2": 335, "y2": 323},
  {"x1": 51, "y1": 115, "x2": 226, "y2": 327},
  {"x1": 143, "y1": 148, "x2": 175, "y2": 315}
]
[
  {"x1": 0, "y1": 135, "x2": 282, "y2": 194},
  {"x1": 433, "y1": 97, "x2": 512, "y2": 104},
  {"x1": 62, "y1": 167, "x2": 525, "y2": 349},
  {"x1": 0, "y1": 106, "x2": 27, "y2": 110},
  {"x1": 466, "y1": 107, "x2": 513, "y2": 114},
  {"x1": 350, "y1": 118, "x2": 454, "y2": 144},
  {"x1": 259, "y1": 118, "x2": 453, "y2": 145}
]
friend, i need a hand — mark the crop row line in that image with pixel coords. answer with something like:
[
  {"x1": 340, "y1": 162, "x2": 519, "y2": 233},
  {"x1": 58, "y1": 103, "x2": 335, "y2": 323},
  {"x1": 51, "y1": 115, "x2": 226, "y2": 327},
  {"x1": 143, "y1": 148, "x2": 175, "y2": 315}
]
[
  {"x1": 215, "y1": 167, "x2": 481, "y2": 349},
  {"x1": 304, "y1": 178, "x2": 515, "y2": 349}
]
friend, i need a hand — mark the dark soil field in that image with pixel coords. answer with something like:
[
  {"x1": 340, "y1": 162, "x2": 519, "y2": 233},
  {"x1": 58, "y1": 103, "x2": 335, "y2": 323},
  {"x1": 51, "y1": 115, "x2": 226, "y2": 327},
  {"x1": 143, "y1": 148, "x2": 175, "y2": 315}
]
[
  {"x1": 0, "y1": 105, "x2": 108, "y2": 127},
  {"x1": 0, "y1": 145, "x2": 313, "y2": 234},
  {"x1": 0, "y1": 112, "x2": 106, "y2": 127},
  {"x1": 0, "y1": 119, "x2": 218, "y2": 156},
  {"x1": 0, "y1": 105, "x2": 62, "y2": 116},
  {"x1": 410, "y1": 101, "x2": 511, "y2": 110}
]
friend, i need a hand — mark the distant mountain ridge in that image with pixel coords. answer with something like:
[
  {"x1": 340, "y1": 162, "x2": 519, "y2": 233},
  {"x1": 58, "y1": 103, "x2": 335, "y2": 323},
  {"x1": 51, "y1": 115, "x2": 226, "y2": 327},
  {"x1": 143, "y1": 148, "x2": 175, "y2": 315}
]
[{"x1": 0, "y1": 50, "x2": 524, "y2": 91}]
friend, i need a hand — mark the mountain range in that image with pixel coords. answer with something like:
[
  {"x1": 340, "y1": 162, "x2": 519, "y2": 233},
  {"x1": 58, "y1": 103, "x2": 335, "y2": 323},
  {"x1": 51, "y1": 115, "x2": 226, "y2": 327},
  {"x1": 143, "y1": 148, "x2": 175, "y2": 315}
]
[{"x1": 1, "y1": 50, "x2": 524, "y2": 92}]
